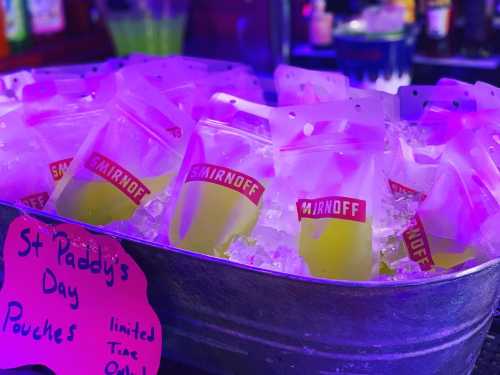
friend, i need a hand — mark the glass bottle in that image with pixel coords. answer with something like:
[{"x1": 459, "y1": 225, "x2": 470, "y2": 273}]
[
  {"x1": 2, "y1": 0, "x2": 30, "y2": 52},
  {"x1": 422, "y1": 0, "x2": 453, "y2": 57},
  {"x1": 460, "y1": 0, "x2": 494, "y2": 58}
]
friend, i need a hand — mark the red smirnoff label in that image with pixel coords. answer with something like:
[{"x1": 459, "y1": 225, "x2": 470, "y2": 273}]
[
  {"x1": 388, "y1": 179, "x2": 427, "y2": 201},
  {"x1": 49, "y1": 158, "x2": 73, "y2": 181},
  {"x1": 296, "y1": 196, "x2": 366, "y2": 223},
  {"x1": 21, "y1": 192, "x2": 49, "y2": 210},
  {"x1": 389, "y1": 179, "x2": 418, "y2": 195},
  {"x1": 185, "y1": 163, "x2": 264, "y2": 206},
  {"x1": 85, "y1": 152, "x2": 151, "y2": 205},
  {"x1": 389, "y1": 179, "x2": 434, "y2": 270},
  {"x1": 403, "y1": 215, "x2": 435, "y2": 271}
]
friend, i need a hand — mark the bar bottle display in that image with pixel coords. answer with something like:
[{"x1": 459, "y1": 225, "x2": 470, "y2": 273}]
[
  {"x1": 460, "y1": 0, "x2": 493, "y2": 58},
  {"x1": 421, "y1": 0, "x2": 453, "y2": 57},
  {"x1": 2, "y1": 0, "x2": 30, "y2": 52}
]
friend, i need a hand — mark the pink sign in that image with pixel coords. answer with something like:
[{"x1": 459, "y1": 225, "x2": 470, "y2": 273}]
[{"x1": 0, "y1": 215, "x2": 162, "y2": 374}]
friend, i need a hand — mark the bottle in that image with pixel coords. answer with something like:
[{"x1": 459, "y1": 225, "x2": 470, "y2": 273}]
[
  {"x1": 494, "y1": 0, "x2": 500, "y2": 54},
  {"x1": 421, "y1": 0, "x2": 453, "y2": 57},
  {"x1": 309, "y1": 0, "x2": 334, "y2": 48},
  {"x1": 392, "y1": 0, "x2": 416, "y2": 24},
  {"x1": 64, "y1": 0, "x2": 94, "y2": 35},
  {"x1": 27, "y1": 0, "x2": 65, "y2": 37},
  {"x1": 2, "y1": 0, "x2": 30, "y2": 52},
  {"x1": 0, "y1": 5, "x2": 10, "y2": 58},
  {"x1": 460, "y1": 0, "x2": 494, "y2": 58}
]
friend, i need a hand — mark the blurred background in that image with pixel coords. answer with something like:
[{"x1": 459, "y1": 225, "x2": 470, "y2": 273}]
[{"x1": 0, "y1": 0, "x2": 499, "y2": 93}]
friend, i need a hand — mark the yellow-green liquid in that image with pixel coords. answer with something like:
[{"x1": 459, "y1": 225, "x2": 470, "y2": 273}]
[
  {"x1": 299, "y1": 218, "x2": 373, "y2": 281},
  {"x1": 425, "y1": 236, "x2": 475, "y2": 269},
  {"x1": 170, "y1": 181, "x2": 260, "y2": 256},
  {"x1": 56, "y1": 174, "x2": 172, "y2": 226},
  {"x1": 108, "y1": 17, "x2": 186, "y2": 56}
]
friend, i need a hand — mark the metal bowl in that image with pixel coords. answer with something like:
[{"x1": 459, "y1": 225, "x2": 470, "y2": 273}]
[{"x1": 0, "y1": 202, "x2": 498, "y2": 375}]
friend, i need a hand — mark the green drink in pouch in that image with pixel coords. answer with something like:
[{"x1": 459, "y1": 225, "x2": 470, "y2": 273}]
[
  {"x1": 271, "y1": 99, "x2": 385, "y2": 280},
  {"x1": 49, "y1": 73, "x2": 194, "y2": 229},
  {"x1": 169, "y1": 94, "x2": 273, "y2": 256}
]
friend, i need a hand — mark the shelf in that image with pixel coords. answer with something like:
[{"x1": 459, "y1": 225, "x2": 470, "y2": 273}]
[
  {"x1": 292, "y1": 44, "x2": 337, "y2": 59},
  {"x1": 0, "y1": 29, "x2": 114, "y2": 73},
  {"x1": 290, "y1": 43, "x2": 500, "y2": 85},
  {"x1": 292, "y1": 44, "x2": 500, "y2": 70},
  {"x1": 413, "y1": 54, "x2": 500, "y2": 70}
]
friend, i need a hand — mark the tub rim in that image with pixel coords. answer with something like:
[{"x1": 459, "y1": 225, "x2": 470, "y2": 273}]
[{"x1": 155, "y1": 243, "x2": 500, "y2": 289}]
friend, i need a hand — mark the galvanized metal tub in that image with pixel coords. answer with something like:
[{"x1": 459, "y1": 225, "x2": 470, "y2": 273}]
[{"x1": 0, "y1": 202, "x2": 498, "y2": 375}]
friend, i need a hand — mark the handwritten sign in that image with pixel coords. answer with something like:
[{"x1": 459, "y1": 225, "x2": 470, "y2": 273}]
[{"x1": 0, "y1": 215, "x2": 162, "y2": 375}]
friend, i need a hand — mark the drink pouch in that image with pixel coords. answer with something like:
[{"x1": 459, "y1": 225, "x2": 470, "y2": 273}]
[
  {"x1": 348, "y1": 88, "x2": 401, "y2": 152},
  {"x1": 274, "y1": 64, "x2": 349, "y2": 106},
  {"x1": 119, "y1": 58, "x2": 202, "y2": 89},
  {"x1": 398, "y1": 85, "x2": 476, "y2": 120},
  {"x1": 122, "y1": 56, "x2": 252, "y2": 89},
  {"x1": 0, "y1": 112, "x2": 53, "y2": 209},
  {"x1": 32, "y1": 62, "x2": 110, "y2": 81},
  {"x1": 120, "y1": 57, "x2": 261, "y2": 120},
  {"x1": 0, "y1": 82, "x2": 21, "y2": 116},
  {"x1": 384, "y1": 138, "x2": 441, "y2": 270},
  {"x1": 347, "y1": 87, "x2": 400, "y2": 124},
  {"x1": 386, "y1": 138, "x2": 442, "y2": 194},
  {"x1": 398, "y1": 85, "x2": 477, "y2": 145},
  {"x1": 473, "y1": 111, "x2": 500, "y2": 171},
  {"x1": 49, "y1": 75, "x2": 195, "y2": 227},
  {"x1": 22, "y1": 76, "x2": 106, "y2": 102},
  {"x1": 28, "y1": 59, "x2": 138, "y2": 102},
  {"x1": 0, "y1": 70, "x2": 35, "y2": 101},
  {"x1": 417, "y1": 130, "x2": 500, "y2": 268},
  {"x1": 169, "y1": 94, "x2": 274, "y2": 256},
  {"x1": 0, "y1": 101, "x2": 21, "y2": 117},
  {"x1": 477, "y1": 212, "x2": 500, "y2": 260},
  {"x1": 171, "y1": 55, "x2": 252, "y2": 74},
  {"x1": 23, "y1": 61, "x2": 161, "y2": 104},
  {"x1": 455, "y1": 108, "x2": 500, "y2": 171},
  {"x1": 31, "y1": 56, "x2": 153, "y2": 81},
  {"x1": 270, "y1": 99, "x2": 385, "y2": 280},
  {"x1": 26, "y1": 104, "x2": 107, "y2": 186},
  {"x1": 0, "y1": 96, "x2": 106, "y2": 210},
  {"x1": 161, "y1": 69, "x2": 264, "y2": 121},
  {"x1": 0, "y1": 72, "x2": 33, "y2": 115},
  {"x1": 472, "y1": 81, "x2": 500, "y2": 111},
  {"x1": 437, "y1": 77, "x2": 473, "y2": 88},
  {"x1": 24, "y1": 58, "x2": 155, "y2": 103}
]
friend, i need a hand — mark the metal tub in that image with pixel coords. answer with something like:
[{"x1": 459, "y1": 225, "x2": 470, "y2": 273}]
[{"x1": 0, "y1": 202, "x2": 498, "y2": 375}]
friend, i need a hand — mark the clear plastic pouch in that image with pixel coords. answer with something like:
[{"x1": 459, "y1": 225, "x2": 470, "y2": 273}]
[
  {"x1": 169, "y1": 94, "x2": 274, "y2": 256},
  {"x1": 0, "y1": 95, "x2": 105, "y2": 210},
  {"x1": 161, "y1": 69, "x2": 264, "y2": 121},
  {"x1": 270, "y1": 99, "x2": 385, "y2": 280},
  {"x1": 274, "y1": 64, "x2": 349, "y2": 106},
  {"x1": 417, "y1": 129, "x2": 500, "y2": 268},
  {"x1": 383, "y1": 138, "x2": 441, "y2": 270},
  {"x1": 472, "y1": 81, "x2": 500, "y2": 111},
  {"x1": 0, "y1": 112, "x2": 53, "y2": 209},
  {"x1": 49, "y1": 74, "x2": 195, "y2": 227},
  {"x1": 398, "y1": 85, "x2": 477, "y2": 146}
]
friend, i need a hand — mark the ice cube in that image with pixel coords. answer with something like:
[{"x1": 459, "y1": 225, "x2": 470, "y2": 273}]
[
  {"x1": 477, "y1": 212, "x2": 500, "y2": 259},
  {"x1": 104, "y1": 190, "x2": 172, "y2": 243},
  {"x1": 374, "y1": 257, "x2": 448, "y2": 282},
  {"x1": 373, "y1": 186, "x2": 422, "y2": 267},
  {"x1": 226, "y1": 225, "x2": 309, "y2": 276}
]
